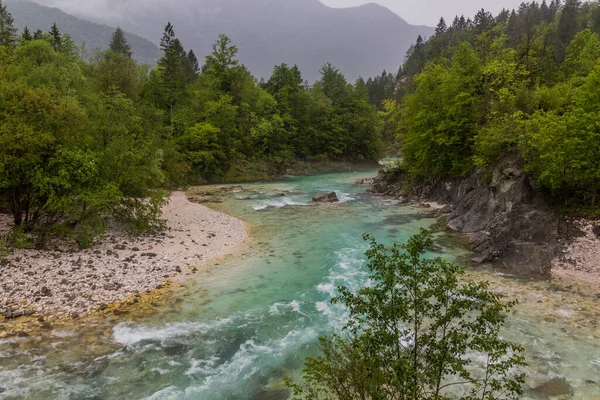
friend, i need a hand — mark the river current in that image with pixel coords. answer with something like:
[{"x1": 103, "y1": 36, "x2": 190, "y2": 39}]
[{"x1": 1, "y1": 171, "x2": 599, "y2": 399}]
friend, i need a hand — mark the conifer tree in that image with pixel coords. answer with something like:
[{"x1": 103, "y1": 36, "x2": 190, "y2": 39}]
[
  {"x1": 541, "y1": 0, "x2": 552, "y2": 23},
  {"x1": 160, "y1": 22, "x2": 175, "y2": 51},
  {"x1": 109, "y1": 27, "x2": 132, "y2": 58},
  {"x1": 49, "y1": 22, "x2": 61, "y2": 51},
  {"x1": 558, "y1": 0, "x2": 582, "y2": 60},
  {"x1": 496, "y1": 8, "x2": 511, "y2": 24},
  {"x1": 452, "y1": 15, "x2": 460, "y2": 28},
  {"x1": 21, "y1": 26, "x2": 32, "y2": 42},
  {"x1": 474, "y1": 8, "x2": 495, "y2": 34},
  {"x1": 0, "y1": 0, "x2": 16, "y2": 47},
  {"x1": 33, "y1": 29, "x2": 44, "y2": 40},
  {"x1": 157, "y1": 22, "x2": 186, "y2": 122},
  {"x1": 435, "y1": 17, "x2": 447, "y2": 36},
  {"x1": 184, "y1": 49, "x2": 200, "y2": 82}
]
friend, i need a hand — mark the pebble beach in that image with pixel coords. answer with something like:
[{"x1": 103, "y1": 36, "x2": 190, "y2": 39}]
[{"x1": 0, "y1": 192, "x2": 248, "y2": 320}]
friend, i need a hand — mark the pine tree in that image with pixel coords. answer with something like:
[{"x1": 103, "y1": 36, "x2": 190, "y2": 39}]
[
  {"x1": 160, "y1": 22, "x2": 175, "y2": 51},
  {"x1": 541, "y1": 0, "x2": 552, "y2": 23},
  {"x1": 109, "y1": 27, "x2": 132, "y2": 58},
  {"x1": 558, "y1": 0, "x2": 582, "y2": 60},
  {"x1": 21, "y1": 26, "x2": 32, "y2": 42},
  {"x1": 33, "y1": 29, "x2": 44, "y2": 40},
  {"x1": 496, "y1": 8, "x2": 510, "y2": 24},
  {"x1": 452, "y1": 15, "x2": 460, "y2": 28},
  {"x1": 183, "y1": 49, "x2": 200, "y2": 82},
  {"x1": 0, "y1": 0, "x2": 17, "y2": 47},
  {"x1": 157, "y1": 23, "x2": 186, "y2": 123},
  {"x1": 474, "y1": 8, "x2": 495, "y2": 34},
  {"x1": 49, "y1": 22, "x2": 61, "y2": 51},
  {"x1": 435, "y1": 17, "x2": 447, "y2": 36}
]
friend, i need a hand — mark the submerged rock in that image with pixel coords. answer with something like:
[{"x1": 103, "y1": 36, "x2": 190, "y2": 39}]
[
  {"x1": 530, "y1": 377, "x2": 573, "y2": 397},
  {"x1": 312, "y1": 192, "x2": 339, "y2": 203}
]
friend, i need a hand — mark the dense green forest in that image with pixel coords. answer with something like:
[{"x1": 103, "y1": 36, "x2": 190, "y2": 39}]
[
  {"x1": 0, "y1": 0, "x2": 381, "y2": 245},
  {"x1": 2, "y1": 0, "x2": 600, "y2": 246},
  {"x1": 384, "y1": 0, "x2": 600, "y2": 211}
]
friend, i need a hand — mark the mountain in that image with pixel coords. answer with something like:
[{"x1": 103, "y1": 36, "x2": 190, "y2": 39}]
[
  {"x1": 25, "y1": 0, "x2": 433, "y2": 82},
  {"x1": 5, "y1": 0, "x2": 161, "y2": 66}
]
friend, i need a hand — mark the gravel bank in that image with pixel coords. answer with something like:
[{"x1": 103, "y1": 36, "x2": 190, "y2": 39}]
[
  {"x1": 552, "y1": 220, "x2": 600, "y2": 285},
  {"x1": 0, "y1": 192, "x2": 248, "y2": 319}
]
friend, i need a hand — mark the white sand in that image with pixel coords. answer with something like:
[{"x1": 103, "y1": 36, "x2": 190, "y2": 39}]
[{"x1": 0, "y1": 192, "x2": 247, "y2": 319}]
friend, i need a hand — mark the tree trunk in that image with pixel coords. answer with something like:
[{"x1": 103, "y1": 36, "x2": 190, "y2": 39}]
[{"x1": 7, "y1": 192, "x2": 23, "y2": 227}]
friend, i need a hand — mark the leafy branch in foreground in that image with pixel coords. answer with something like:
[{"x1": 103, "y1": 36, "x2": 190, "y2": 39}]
[{"x1": 289, "y1": 229, "x2": 526, "y2": 400}]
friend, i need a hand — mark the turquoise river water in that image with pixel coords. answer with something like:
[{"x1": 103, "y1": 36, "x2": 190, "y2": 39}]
[{"x1": 1, "y1": 171, "x2": 599, "y2": 399}]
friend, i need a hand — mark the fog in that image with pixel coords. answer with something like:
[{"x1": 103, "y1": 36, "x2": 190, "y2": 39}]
[
  {"x1": 29, "y1": 0, "x2": 528, "y2": 26},
  {"x1": 321, "y1": 0, "x2": 528, "y2": 25}
]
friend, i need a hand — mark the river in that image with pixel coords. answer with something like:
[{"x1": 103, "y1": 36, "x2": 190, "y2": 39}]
[{"x1": 1, "y1": 170, "x2": 599, "y2": 399}]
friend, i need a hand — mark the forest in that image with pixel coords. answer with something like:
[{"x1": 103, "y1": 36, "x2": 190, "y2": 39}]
[
  {"x1": 2, "y1": 0, "x2": 600, "y2": 246},
  {"x1": 380, "y1": 0, "x2": 600, "y2": 213},
  {"x1": 0, "y1": 2, "x2": 381, "y2": 246}
]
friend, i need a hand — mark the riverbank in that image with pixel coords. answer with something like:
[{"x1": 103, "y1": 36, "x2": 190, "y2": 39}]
[
  {"x1": 219, "y1": 158, "x2": 382, "y2": 184},
  {"x1": 0, "y1": 192, "x2": 248, "y2": 322},
  {"x1": 363, "y1": 162, "x2": 600, "y2": 285},
  {"x1": 553, "y1": 219, "x2": 600, "y2": 287}
]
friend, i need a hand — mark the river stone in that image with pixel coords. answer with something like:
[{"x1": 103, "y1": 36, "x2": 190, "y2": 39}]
[
  {"x1": 593, "y1": 225, "x2": 600, "y2": 237},
  {"x1": 252, "y1": 387, "x2": 290, "y2": 400},
  {"x1": 312, "y1": 192, "x2": 339, "y2": 203},
  {"x1": 531, "y1": 377, "x2": 573, "y2": 397}
]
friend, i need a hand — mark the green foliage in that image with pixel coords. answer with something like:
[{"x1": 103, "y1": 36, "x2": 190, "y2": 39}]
[
  {"x1": 49, "y1": 22, "x2": 61, "y2": 51},
  {"x1": 0, "y1": 0, "x2": 16, "y2": 47},
  {"x1": 383, "y1": 2, "x2": 600, "y2": 209},
  {"x1": 178, "y1": 123, "x2": 226, "y2": 182},
  {"x1": 0, "y1": 34, "x2": 168, "y2": 246},
  {"x1": 0, "y1": 16, "x2": 384, "y2": 246},
  {"x1": 109, "y1": 27, "x2": 132, "y2": 58},
  {"x1": 402, "y1": 43, "x2": 481, "y2": 178},
  {"x1": 291, "y1": 230, "x2": 526, "y2": 400}
]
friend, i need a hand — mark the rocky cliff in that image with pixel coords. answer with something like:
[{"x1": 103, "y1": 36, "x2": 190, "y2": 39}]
[{"x1": 366, "y1": 155, "x2": 560, "y2": 275}]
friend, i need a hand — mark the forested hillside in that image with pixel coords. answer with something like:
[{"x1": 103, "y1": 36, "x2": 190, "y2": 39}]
[
  {"x1": 384, "y1": 0, "x2": 600, "y2": 212},
  {"x1": 0, "y1": 1, "x2": 381, "y2": 246},
  {"x1": 5, "y1": 0, "x2": 161, "y2": 65},
  {"x1": 27, "y1": 0, "x2": 433, "y2": 81}
]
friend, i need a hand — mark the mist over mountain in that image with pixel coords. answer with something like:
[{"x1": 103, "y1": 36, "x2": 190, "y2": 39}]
[
  {"x1": 25, "y1": 0, "x2": 433, "y2": 81},
  {"x1": 5, "y1": 0, "x2": 161, "y2": 66}
]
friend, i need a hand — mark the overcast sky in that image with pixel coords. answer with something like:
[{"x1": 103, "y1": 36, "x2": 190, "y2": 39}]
[{"x1": 320, "y1": 0, "x2": 525, "y2": 26}]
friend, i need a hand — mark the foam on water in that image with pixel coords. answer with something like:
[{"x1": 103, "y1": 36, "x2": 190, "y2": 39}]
[
  {"x1": 142, "y1": 385, "x2": 181, "y2": 400},
  {"x1": 113, "y1": 317, "x2": 234, "y2": 346},
  {"x1": 252, "y1": 197, "x2": 309, "y2": 211},
  {"x1": 181, "y1": 328, "x2": 318, "y2": 398},
  {"x1": 269, "y1": 300, "x2": 306, "y2": 316}
]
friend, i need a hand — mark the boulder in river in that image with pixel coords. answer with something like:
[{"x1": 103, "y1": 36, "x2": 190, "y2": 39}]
[
  {"x1": 530, "y1": 376, "x2": 573, "y2": 397},
  {"x1": 312, "y1": 192, "x2": 339, "y2": 203}
]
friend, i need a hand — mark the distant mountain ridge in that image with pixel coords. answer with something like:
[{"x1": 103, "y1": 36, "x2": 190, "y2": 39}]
[
  {"x1": 25, "y1": 0, "x2": 433, "y2": 81},
  {"x1": 5, "y1": 0, "x2": 161, "y2": 66}
]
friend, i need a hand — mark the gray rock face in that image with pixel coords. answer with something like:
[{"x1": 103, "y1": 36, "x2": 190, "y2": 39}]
[
  {"x1": 312, "y1": 192, "x2": 339, "y2": 203},
  {"x1": 368, "y1": 154, "x2": 559, "y2": 275}
]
